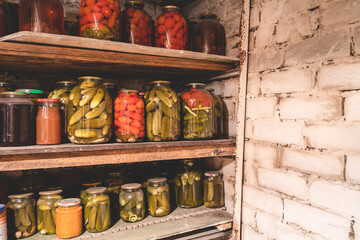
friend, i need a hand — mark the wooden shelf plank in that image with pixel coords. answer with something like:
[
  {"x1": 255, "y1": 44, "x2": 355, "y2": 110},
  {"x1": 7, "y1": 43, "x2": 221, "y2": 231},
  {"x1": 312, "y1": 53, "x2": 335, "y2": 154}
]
[{"x1": 0, "y1": 139, "x2": 235, "y2": 171}]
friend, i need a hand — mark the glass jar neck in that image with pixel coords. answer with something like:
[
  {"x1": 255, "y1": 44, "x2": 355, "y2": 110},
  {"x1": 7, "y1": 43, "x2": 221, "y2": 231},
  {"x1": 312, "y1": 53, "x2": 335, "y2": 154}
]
[
  {"x1": 88, "y1": 192, "x2": 105, "y2": 197},
  {"x1": 151, "y1": 82, "x2": 171, "y2": 87},
  {"x1": 0, "y1": 92, "x2": 27, "y2": 99},
  {"x1": 57, "y1": 82, "x2": 76, "y2": 89},
  {"x1": 38, "y1": 102, "x2": 59, "y2": 108},
  {"x1": 79, "y1": 78, "x2": 102, "y2": 86},
  {"x1": 40, "y1": 195, "x2": 60, "y2": 200},
  {"x1": 11, "y1": 197, "x2": 31, "y2": 203},
  {"x1": 123, "y1": 188, "x2": 140, "y2": 193},
  {"x1": 187, "y1": 83, "x2": 206, "y2": 89}
]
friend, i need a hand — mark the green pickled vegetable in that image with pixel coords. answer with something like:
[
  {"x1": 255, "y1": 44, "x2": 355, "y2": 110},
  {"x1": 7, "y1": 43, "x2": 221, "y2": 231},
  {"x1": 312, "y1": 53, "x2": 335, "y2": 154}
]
[
  {"x1": 204, "y1": 175, "x2": 225, "y2": 208},
  {"x1": 84, "y1": 194, "x2": 111, "y2": 233},
  {"x1": 119, "y1": 189, "x2": 145, "y2": 223},
  {"x1": 147, "y1": 184, "x2": 170, "y2": 217}
]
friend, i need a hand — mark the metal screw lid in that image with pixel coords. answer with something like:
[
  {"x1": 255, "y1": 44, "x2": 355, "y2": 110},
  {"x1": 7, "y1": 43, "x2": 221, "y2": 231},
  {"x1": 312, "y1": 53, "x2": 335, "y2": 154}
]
[
  {"x1": 121, "y1": 183, "x2": 142, "y2": 190},
  {"x1": 39, "y1": 189, "x2": 63, "y2": 196},
  {"x1": 148, "y1": 177, "x2": 167, "y2": 184},
  {"x1": 8, "y1": 193, "x2": 33, "y2": 199},
  {"x1": 58, "y1": 198, "x2": 81, "y2": 207},
  {"x1": 85, "y1": 187, "x2": 107, "y2": 195}
]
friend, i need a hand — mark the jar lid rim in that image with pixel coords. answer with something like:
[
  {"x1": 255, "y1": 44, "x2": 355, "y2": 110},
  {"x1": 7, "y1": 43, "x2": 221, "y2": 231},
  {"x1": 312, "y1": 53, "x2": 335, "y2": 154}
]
[
  {"x1": 8, "y1": 193, "x2": 33, "y2": 199},
  {"x1": 126, "y1": 0, "x2": 144, "y2": 6},
  {"x1": 118, "y1": 88, "x2": 139, "y2": 93},
  {"x1": 163, "y1": 5, "x2": 180, "y2": 9},
  {"x1": 16, "y1": 89, "x2": 45, "y2": 94},
  {"x1": 103, "y1": 82, "x2": 118, "y2": 86},
  {"x1": 0, "y1": 91, "x2": 27, "y2": 97},
  {"x1": 82, "y1": 181, "x2": 102, "y2": 186},
  {"x1": 58, "y1": 198, "x2": 81, "y2": 207},
  {"x1": 57, "y1": 80, "x2": 77, "y2": 85},
  {"x1": 78, "y1": 76, "x2": 102, "y2": 81},
  {"x1": 85, "y1": 187, "x2": 107, "y2": 194},
  {"x1": 148, "y1": 177, "x2": 167, "y2": 183},
  {"x1": 37, "y1": 98, "x2": 59, "y2": 103},
  {"x1": 186, "y1": 83, "x2": 206, "y2": 87},
  {"x1": 121, "y1": 183, "x2": 142, "y2": 190},
  {"x1": 149, "y1": 80, "x2": 171, "y2": 84},
  {"x1": 39, "y1": 189, "x2": 63, "y2": 196}
]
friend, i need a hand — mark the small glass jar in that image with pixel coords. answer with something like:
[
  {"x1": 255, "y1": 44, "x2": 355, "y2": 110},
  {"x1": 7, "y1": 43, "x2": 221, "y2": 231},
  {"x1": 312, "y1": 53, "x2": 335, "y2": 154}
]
[
  {"x1": 203, "y1": 171, "x2": 224, "y2": 208},
  {"x1": 122, "y1": 0, "x2": 153, "y2": 46},
  {"x1": 56, "y1": 198, "x2": 82, "y2": 239},
  {"x1": 102, "y1": 82, "x2": 118, "y2": 101},
  {"x1": 67, "y1": 76, "x2": 113, "y2": 144},
  {"x1": 155, "y1": 6, "x2": 188, "y2": 50},
  {"x1": 15, "y1": 89, "x2": 46, "y2": 105},
  {"x1": 208, "y1": 89, "x2": 223, "y2": 139},
  {"x1": 84, "y1": 187, "x2": 111, "y2": 233},
  {"x1": 147, "y1": 177, "x2": 170, "y2": 217},
  {"x1": 174, "y1": 160, "x2": 203, "y2": 208},
  {"x1": 0, "y1": 92, "x2": 36, "y2": 146},
  {"x1": 79, "y1": 0, "x2": 121, "y2": 40},
  {"x1": 114, "y1": 89, "x2": 145, "y2": 143},
  {"x1": 0, "y1": 82, "x2": 13, "y2": 95},
  {"x1": 106, "y1": 171, "x2": 125, "y2": 223},
  {"x1": 80, "y1": 180, "x2": 102, "y2": 204},
  {"x1": 119, "y1": 183, "x2": 145, "y2": 223},
  {"x1": 18, "y1": 0, "x2": 65, "y2": 34},
  {"x1": 181, "y1": 83, "x2": 215, "y2": 140},
  {"x1": 7, "y1": 193, "x2": 36, "y2": 239},
  {"x1": 36, "y1": 99, "x2": 61, "y2": 145},
  {"x1": 144, "y1": 81, "x2": 180, "y2": 141},
  {"x1": 0, "y1": 204, "x2": 6, "y2": 240},
  {"x1": 37, "y1": 189, "x2": 63, "y2": 235}
]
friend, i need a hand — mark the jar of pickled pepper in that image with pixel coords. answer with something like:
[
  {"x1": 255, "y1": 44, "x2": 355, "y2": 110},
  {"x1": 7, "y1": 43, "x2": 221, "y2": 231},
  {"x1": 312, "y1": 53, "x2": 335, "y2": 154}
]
[
  {"x1": 203, "y1": 171, "x2": 224, "y2": 208},
  {"x1": 37, "y1": 189, "x2": 63, "y2": 235},
  {"x1": 7, "y1": 193, "x2": 36, "y2": 239},
  {"x1": 208, "y1": 88, "x2": 223, "y2": 139},
  {"x1": 193, "y1": 13, "x2": 225, "y2": 55},
  {"x1": 122, "y1": 0, "x2": 153, "y2": 46},
  {"x1": 18, "y1": 0, "x2": 65, "y2": 34},
  {"x1": 79, "y1": 0, "x2": 121, "y2": 40},
  {"x1": 174, "y1": 160, "x2": 203, "y2": 208},
  {"x1": 181, "y1": 83, "x2": 215, "y2": 140},
  {"x1": 155, "y1": 5, "x2": 188, "y2": 50},
  {"x1": 144, "y1": 81, "x2": 180, "y2": 141},
  {"x1": 56, "y1": 198, "x2": 82, "y2": 239},
  {"x1": 119, "y1": 183, "x2": 145, "y2": 223},
  {"x1": 68, "y1": 76, "x2": 113, "y2": 144},
  {"x1": 114, "y1": 89, "x2": 145, "y2": 143},
  {"x1": 147, "y1": 177, "x2": 170, "y2": 217}
]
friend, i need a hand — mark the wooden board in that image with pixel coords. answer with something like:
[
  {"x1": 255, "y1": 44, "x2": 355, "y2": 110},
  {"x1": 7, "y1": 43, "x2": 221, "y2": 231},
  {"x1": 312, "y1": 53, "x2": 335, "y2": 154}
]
[{"x1": 0, "y1": 140, "x2": 235, "y2": 171}]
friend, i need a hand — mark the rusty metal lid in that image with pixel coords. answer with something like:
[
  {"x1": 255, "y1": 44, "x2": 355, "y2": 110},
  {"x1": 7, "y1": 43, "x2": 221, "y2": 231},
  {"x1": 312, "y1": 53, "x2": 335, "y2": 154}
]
[
  {"x1": 39, "y1": 189, "x2": 63, "y2": 196},
  {"x1": 148, "y1": 177, "x2": 167, "y2": 184},
  {"x1": 85, "y1": 187, "x2": 107, "y2": 195},
  {"x1": 121, "y1": 183, "x2": 142, "y2": 190}
]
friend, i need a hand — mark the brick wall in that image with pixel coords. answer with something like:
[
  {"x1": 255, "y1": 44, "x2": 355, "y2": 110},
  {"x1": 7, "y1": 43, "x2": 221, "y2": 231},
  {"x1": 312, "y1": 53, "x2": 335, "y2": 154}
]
[{"x1": 242, "y1": 0, "x2": 360, "y2": 239}]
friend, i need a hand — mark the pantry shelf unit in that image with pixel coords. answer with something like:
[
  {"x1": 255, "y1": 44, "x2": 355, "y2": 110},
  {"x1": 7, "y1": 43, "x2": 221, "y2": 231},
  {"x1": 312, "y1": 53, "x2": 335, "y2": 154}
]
[
  {"x1": 0, "y1": 32, "x2": 239, "y2": 79},
  {"x1": 0, "y1": 139, "x2": 235, "y2": 171}
]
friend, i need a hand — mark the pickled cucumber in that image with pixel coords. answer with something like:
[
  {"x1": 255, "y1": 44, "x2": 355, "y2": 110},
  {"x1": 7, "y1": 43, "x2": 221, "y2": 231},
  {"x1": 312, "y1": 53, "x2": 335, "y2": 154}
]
[
  {"x1": 84, "y1": 194, "x2": 111, "y2": 233},
  {"x1": 119, "y1": 189, "x2": 145, "y2": 223}
]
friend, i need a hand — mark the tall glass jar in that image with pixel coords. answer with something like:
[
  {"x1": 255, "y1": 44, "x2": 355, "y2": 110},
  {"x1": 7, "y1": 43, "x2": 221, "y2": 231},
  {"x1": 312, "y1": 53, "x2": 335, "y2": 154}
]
[
  {"x1": 174, "y1": 160, "x2": 203, "y2": 208},
  {"x1": 56, "y1": 198, "x2": 82, "y2": 239},
  {"x1": 193, "y1": 13, "x2": 225, "y2": 55},
  {"x1": 155, "y1": 6, "x2": 188, "y2": 50},
  {"x1": 0, "y1": 92, "x2": 36, "y2": 146},
  {"x1": 18, "y1": 0, "x2": 65, "y2": 34},
  {"x1": 203, "y1": 171, "x2": 224, "y2": 208},
  {"x1": 114, "y1": 89, "x2": 145, "y2": 142},
  {"x1": 144, "y1": 81, "x2": 180, "y2": 141},
  {"x1": 105, "y1": 170, "x2": 125, "y2": 223},
  {"x1": 122, "y1": 0, "x2": 152, "y2": 46},
  {"x1": 80, "y1": 180, "x2": 102, "y2": 204},
  {"x1": 84, "y1": 187, "x2": 111, "y2": 233},
  {"x1": 79, "y1": 0, "x2": 121, "y2": 40},
  {"x1": 7, "y1": 193, "x2": 36, "y2": 239},
  {"x1": 208, "y1": 89, "x2": 223, "y2": 139},
  {"x1": 37, "y1": 189, "x2": 63, "y2": 235},
  {"x1": 147, "y1": 177, "x2": 170, "y2": 217},
  {"x1": 119, "y1": 183, "x2": 145, "y2": 223},
  {"x1": 181, "y1": 83, "x2": 214, "y2": 140},
  {"x1": 36, "y1": 99, "x2": 61, "y2": 145},
  {"x1": 67, "y1": 76, "x2": 113, "y2": 144}
]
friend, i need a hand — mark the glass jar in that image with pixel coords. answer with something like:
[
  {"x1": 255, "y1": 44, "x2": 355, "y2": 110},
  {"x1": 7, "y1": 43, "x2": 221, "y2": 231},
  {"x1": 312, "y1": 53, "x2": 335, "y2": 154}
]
[
  {"x1": 119, "y1": 183, "x2": 144, "y2": 223},
  {"x1": 122, "y1": 0, "x2": 152, "y2": 46},
  {"x1": 0, "y1": 82, "x2": 13, "y2": 95},
  {"x1": 56, "y1": 198, "x2": 82, "y2": 239},
  {"x1": 15, "y1": 89, "x2": 46, "y2": 105},
  {"x1": 193, "y1": 13, "x2": 225, "y2": 55},
  {"x1": 83, "y1": 187, "x2": 110, "y2": 233},
  {"x1": 79, "y1": 0, "x2": 121, "y2": 40},
  {"x1": 102, "y1": 82, "x2": 118, "y2": 101},
  {"x1": 37, "y1": 189, "x2": 63, "y2": 235},
  {"x1": 147, "y1": 177, "x2": 170, "y2": 217},
  {"x1": 114, "y1": 89, "x2": 145, "y2": 142},
  {"x1": 16, "y1": 170, "x2": 49, "y2": 200},
  {"x1": 174, "y1": 160, "x2": 203, "y2": 208},
  {"x1": 18, "y1": 0, "x2": 65, "y2": 34},
  {"x1": 208, "y1": 89, "x2": 223, "y2": 139},
  {"x1": 36, "y1": 99, "x2": 61, "y2": 145},
  {"x1": 155, "y1": 6, "x2": 188, "y2": 50},
  {"x1": 7, "y1": 193, "x2": 36, "y2": 239},
  {"x1": 144, "y1": 81, "x2": 180, "y2": 141},
  {"x1": 181, "y1": 83, "x2": 214, "y2": 140},
  {"x1": 0, "y1": 92, "x2": 36, "y2": 146},
  {"x1": 203, "y1": 171, "x2": 224, "y2": 208},
  {"x1": 67, "y1": 76, "x2": 113, "y2": 144},
  {"x1": 105, "y1": 171, "x2": 125, "y2": 223},
  {"x1": 0, "y1": 204, "x2": 6, "y2": 240},
  {"x1": 80, "y1": 180, "x2": 102, "y2": 204}
]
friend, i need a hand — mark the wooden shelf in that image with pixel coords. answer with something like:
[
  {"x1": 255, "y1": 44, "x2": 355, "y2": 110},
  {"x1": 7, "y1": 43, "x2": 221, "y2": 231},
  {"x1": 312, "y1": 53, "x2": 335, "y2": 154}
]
[
  {"x1": 0, "y1": 139, "x2": 235, "y2": 171},
  {"x1": 0, "y1": 32, "x2": 238, "y2": 79}
]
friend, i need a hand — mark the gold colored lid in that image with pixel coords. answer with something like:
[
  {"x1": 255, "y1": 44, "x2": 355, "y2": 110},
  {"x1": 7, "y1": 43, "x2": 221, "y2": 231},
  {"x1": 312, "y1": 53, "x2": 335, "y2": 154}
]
[
  {"x1": 119, "y1": 88, "x2": 139, "y2": 93},
  {"x1": 186, "y1": 83, "x2": 206, "y2": 87},
  {"x1": 163, "y1": 5, "x2": 180, "y2": 10},
  {"x1": 149, "y1": 80, "x2": 171, "y2": 85},
  {"x1": 78, "y1": 76, "x2": 102, "y2": 81},
  {"x1": 57, "y1": 80, "x2": 77, "y2": 85}
]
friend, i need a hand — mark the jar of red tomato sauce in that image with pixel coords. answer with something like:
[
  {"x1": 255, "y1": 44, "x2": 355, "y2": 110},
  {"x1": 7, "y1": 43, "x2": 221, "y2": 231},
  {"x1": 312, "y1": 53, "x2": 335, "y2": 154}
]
[
  {"x1": 79, "y1": 0, "x2": 121, "y2": 40},
  {"x1": 155, "y1": 5, "x2": 188, "y2": 50},
  {"x1": 36, "y1": 98, "x2": 61, "y2": 145},
  {"x1": 122, "y1": 0, "x2": 152, "y2": 46}
]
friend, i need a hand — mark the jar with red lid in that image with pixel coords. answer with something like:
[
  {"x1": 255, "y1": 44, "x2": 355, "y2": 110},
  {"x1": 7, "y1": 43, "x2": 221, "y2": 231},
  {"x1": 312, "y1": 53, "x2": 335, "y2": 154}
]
[
  {"x1": 155, "y1": 5, "x2": 188, "y2": 50},
  {"x1": 36, "y1": 98, "x2": 61, "y2": 145},
  {"x1": 122, "y1": 0, "x2": 152, "y2": 46},
  {"x1": 79, "y1": 0, "x2": 121, "y2": 41},
  {"x1": 114, "y1": 89, "x2": 145, "y2": 142},
  {"x1": 18, "y1": 0, "x2": 65, "y2": 34}
]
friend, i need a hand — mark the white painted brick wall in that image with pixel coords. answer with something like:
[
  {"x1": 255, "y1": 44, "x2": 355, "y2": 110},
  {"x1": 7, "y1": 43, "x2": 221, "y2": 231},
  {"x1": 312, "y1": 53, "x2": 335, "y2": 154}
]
[
  {"x1": 242, "y1": 227, "x2": 269, "y2": 240},
  {"x1": 318, "y1": 63, "x2": 360, "y2": 91},
  {"x1": 322, "y1": 0, "x2": 360, "y2": 30},
  {"x1": 346, "y1": 154, "x2": 360, "y2": 184},
  {"x1": 344, "y1": 91, "x2": 360, "y2": 121},
  {"x1": 244, "y1": 141, "x2": 278, "y2": 169},
  {"x1": 247, "y1": 73, "x2": 261, "y2": 96},
  {"x1": 242, "y1": 203, "x2": 257, "y2": 228},
  {"x1": 246, "y1": 97, "x2": 278, "y2": 119}
]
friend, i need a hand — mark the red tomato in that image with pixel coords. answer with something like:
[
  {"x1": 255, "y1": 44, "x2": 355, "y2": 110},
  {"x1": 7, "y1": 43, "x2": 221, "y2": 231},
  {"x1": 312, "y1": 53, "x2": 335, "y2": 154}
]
[
  {"x1": 114, "y1": 111, "x2": 120, "y2": 119},
  {"x1": 131, "y1": 120, "x2": 142, "y2": 128},
  {"x1": 101, "y1": 6, "x2": 112, "y2": 18},
  {"x1": 181, "y1": 91, "x2": 191, "y2": 101},
  {"x1": 127, "y1": 105, "x2": 137, "y2": 112},
  {"x1": 130, "y1": 126, "x2": 140, "y2": 135},
  {"x1": 126, "y1": 96, "x2": 139, "y2": 105},
  {"x1": 138, "y1": 131, "x2": 145, "y2": 138},
  {"x1": 136, "y1": 99, "x2": 144, "y2": 109},
  {"x1": 187, "y1": 98, "x2": 198, "y2": 108},
  {"x1": 164, "y1": 17, "x2": 176, "y2": 29}
]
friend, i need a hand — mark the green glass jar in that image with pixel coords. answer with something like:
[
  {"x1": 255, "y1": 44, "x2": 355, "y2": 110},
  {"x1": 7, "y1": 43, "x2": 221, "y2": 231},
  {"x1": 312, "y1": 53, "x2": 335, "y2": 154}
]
[
  {"x1": 119, "y1": 183, "x2": 145, "y2": 223},
  {"x1": 147, "y1": 177, "x2": 170, "y2": 217},
  {"x1": 173, "y1": 160, "x2": 203, "y2": 208},
  {"x1": 15, "y1": 89, "x2": 46, "y2": 105},
  {"x1": 203, "y1": 171, "x2": 224, "y2": 208}
]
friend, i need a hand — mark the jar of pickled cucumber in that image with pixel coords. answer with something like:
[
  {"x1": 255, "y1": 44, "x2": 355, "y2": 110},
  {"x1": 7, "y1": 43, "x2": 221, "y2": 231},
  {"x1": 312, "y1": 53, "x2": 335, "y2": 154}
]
[
  {"x1": 203, "y1": 171, "x2": 224, "y2": 208},
  {"x1": 114, "y1": 89, "x2": 145, "y2": 142},
  {"x1": 80, "y1": 180, "x2": 102, "y2": 204},
  {"x1": 174, "y1": 160, "x2": 203, "y2": 208},
  {"x1": 181, "y1": 83, "x2": 214, "y2": 140},
  {"x1": 119, "y1": 183, "x2": 145, "y2": 223},
  {"x1": 207, "y1": 88, "x2": 223, "y2": 139},
  {"x1": 144, "y1": 81, "x2": 180, "y2": 141},
  {"x1": 84, "y1": 187, "x2": 111, "y2": 233},
  {"x1": 7, "y1": 193, "x2": 36, "y2": 239},
  {"x1": 67, "y1": 76, "x2": 113, "y2": 144},
  {"x1": 147, "y1": 177, "x2": 170, "y2": 217},
  {"x1": 37, "y1": 189, "x2": 63, "y2": 235},
  {"x1": 106, "y1": 171, "x2": 125, "y2": 223}
]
